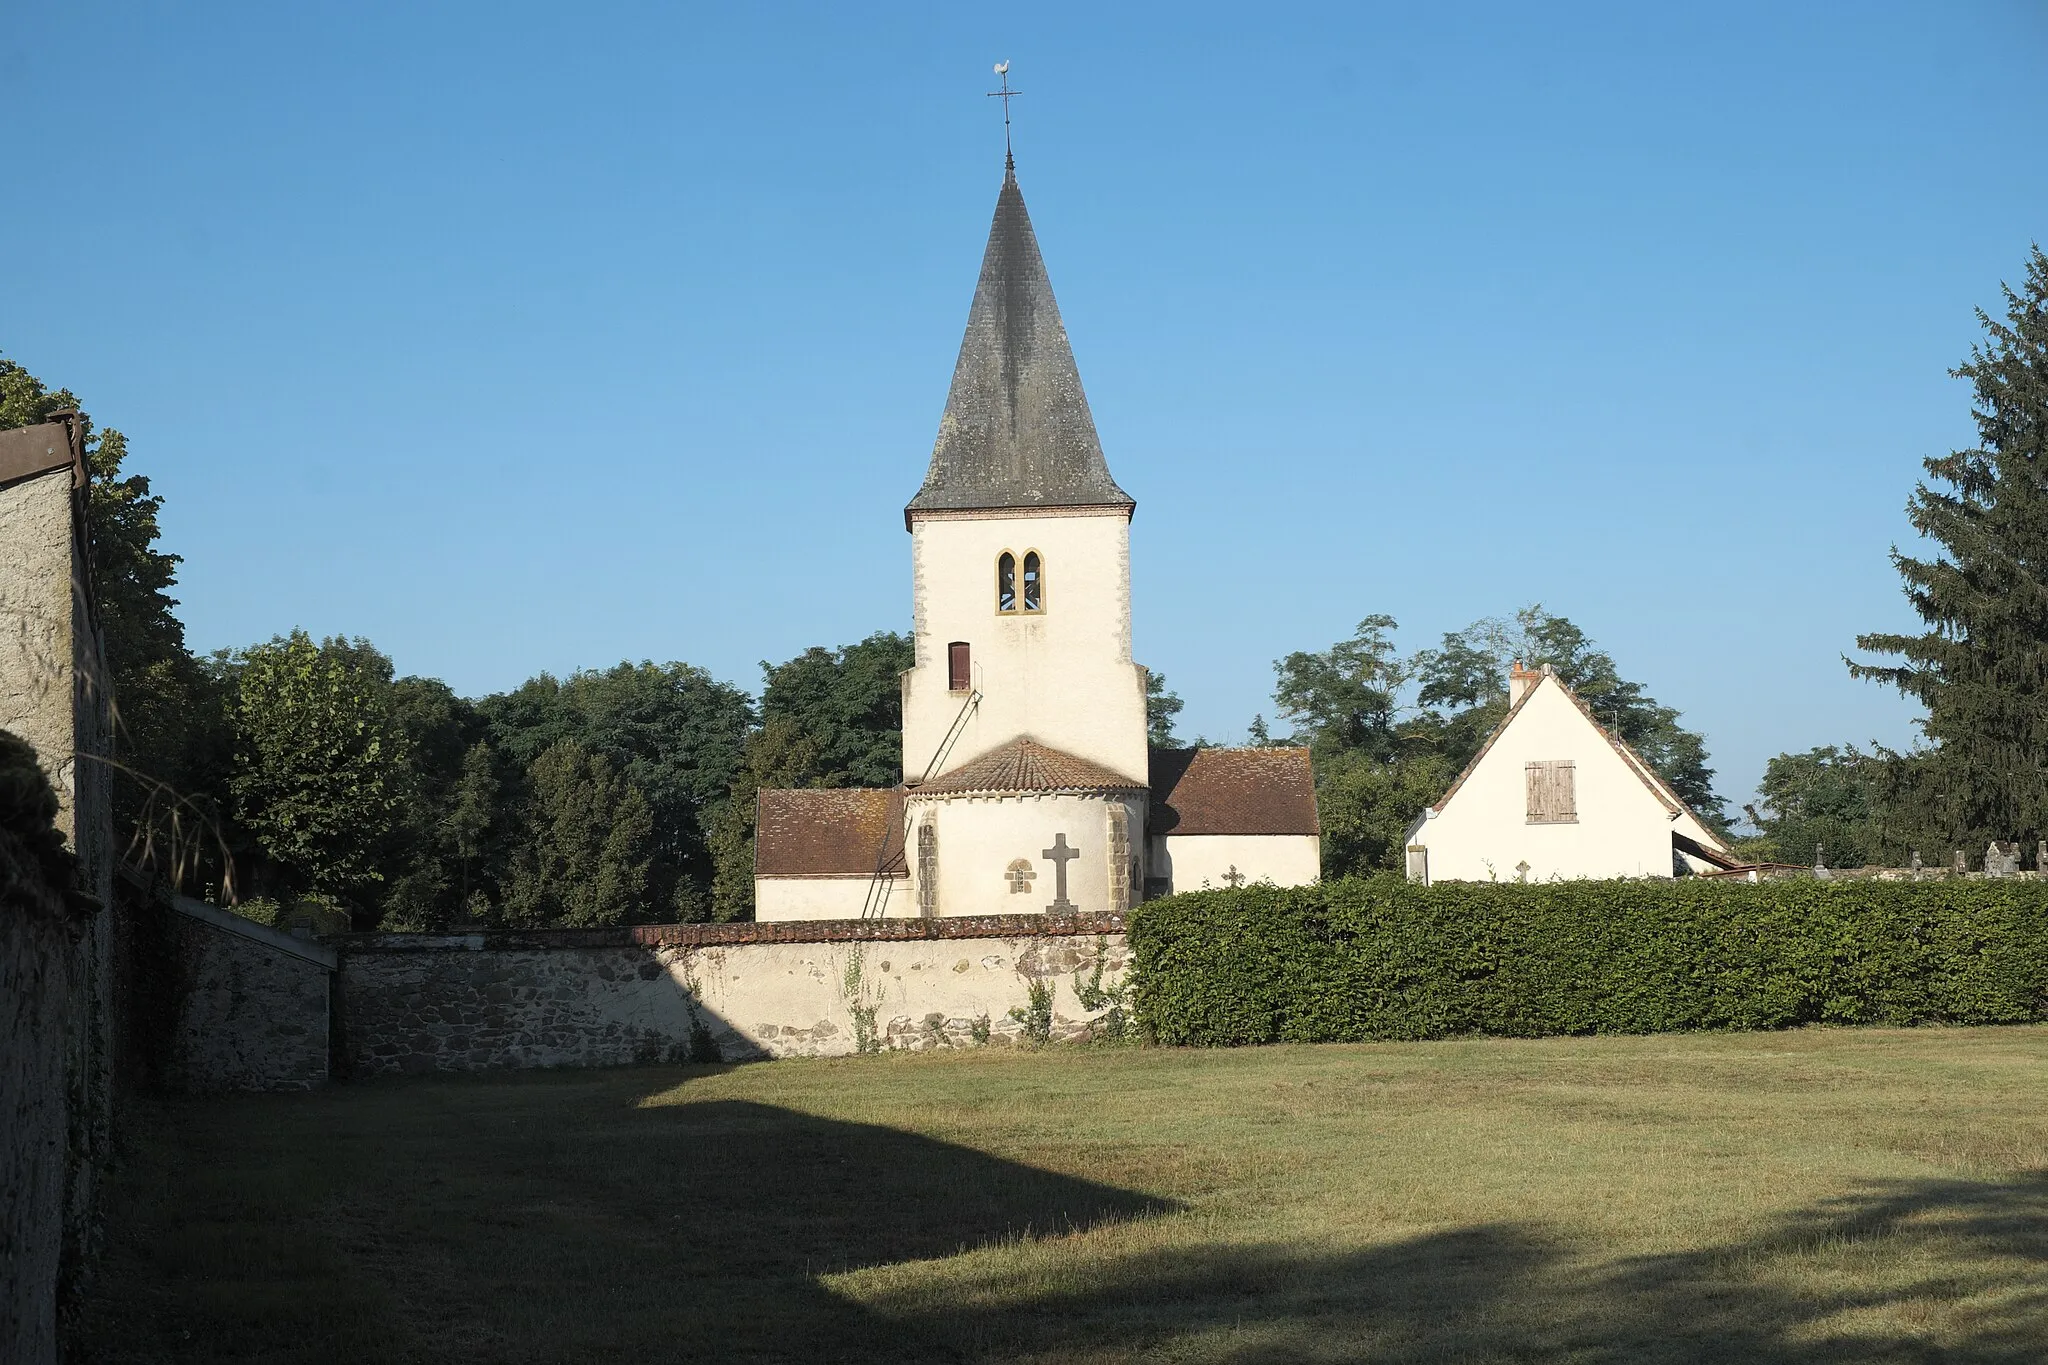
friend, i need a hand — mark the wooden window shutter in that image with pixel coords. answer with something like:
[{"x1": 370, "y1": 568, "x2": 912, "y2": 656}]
[
  {"x1": 948, "y1": 641, "x2": 971, "y2": 692},
  {"x1": 1526, "y1": 761, "x2": 1577, "y2": 824}
]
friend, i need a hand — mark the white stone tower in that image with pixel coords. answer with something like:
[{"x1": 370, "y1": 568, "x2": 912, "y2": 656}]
[
  {"x1": 895, "y1": 158, "x2": 1153, "y2": 917},
  {"x1": 900, "y1": 160, "x2": 1150, "y2": 789}
]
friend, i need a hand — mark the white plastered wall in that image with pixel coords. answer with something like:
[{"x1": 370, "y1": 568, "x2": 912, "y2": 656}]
[
  {"x1": 1150, "y1": 833, "x2": 1321, "y2": 893},
  {"x1": 1410, "y1": 676, "x2": 1689, "y2": 882},
  {"x1": 902, "y1": 510, "x2": 1149, "y2": 785},
  {"x1": 906, "y1": 790, "x2": 1146, "y2": 918},
  {"x1": 755, "y1": 877, "x2": 898, "y2": 923}
]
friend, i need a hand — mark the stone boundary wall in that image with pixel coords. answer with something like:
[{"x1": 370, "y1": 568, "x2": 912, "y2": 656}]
[
  {"x1": 166, "y1": 898, "x2": 334, "y2": 1092},
  {"x1": 0, "y1": 787, "x2": 93, "y2": 1365},
  {"x1": 1, "y1": 426, "x2": 115, "y2": 1365},
  {"x1": 334, "y1": 914, "x2": 1130, "y2": 1075}
]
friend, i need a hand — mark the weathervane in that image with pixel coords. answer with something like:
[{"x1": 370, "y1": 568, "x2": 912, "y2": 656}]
[{"x1": 987, "y1": 61, "x2": 1021, "y2": 166}]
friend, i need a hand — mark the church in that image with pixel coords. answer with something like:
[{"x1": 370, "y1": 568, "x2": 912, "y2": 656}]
[{"x1": 753, "y1": 156, "x2": 1321, "y2": 921}]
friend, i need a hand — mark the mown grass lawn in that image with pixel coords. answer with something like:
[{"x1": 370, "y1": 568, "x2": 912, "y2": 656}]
[{"x1": 79, "y1": 1027, "x2": 2048, "y2": 1363}]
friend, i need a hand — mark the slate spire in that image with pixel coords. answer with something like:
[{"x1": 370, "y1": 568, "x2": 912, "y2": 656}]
[{"x1": 906, "y1": 163, "x2": 1133, "y2": 522}]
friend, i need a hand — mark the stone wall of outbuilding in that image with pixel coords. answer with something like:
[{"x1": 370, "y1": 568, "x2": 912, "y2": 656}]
[
  {"x1": 165, "y1": 898, "x2": 334, "y2": 1092},
  {"x1": 335, "y1": 913, "x2": 1130, "y2": 1074}
]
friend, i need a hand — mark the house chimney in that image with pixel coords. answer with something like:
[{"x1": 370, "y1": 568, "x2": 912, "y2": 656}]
[{"x1": 1508, "y1": 660, "x2": 1543, "y2": 706}]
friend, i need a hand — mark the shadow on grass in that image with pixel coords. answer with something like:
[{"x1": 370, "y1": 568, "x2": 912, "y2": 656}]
[
  {"x1": 77, "y1": 1076, "x2": 1178, "y2": 1364},
  {"x1": 895, "y1": 1174, "x2": 2048, "y2": 1363},
  {"x1": 77, "y1": 1069, "x2": 2048, "y2": 1364}
]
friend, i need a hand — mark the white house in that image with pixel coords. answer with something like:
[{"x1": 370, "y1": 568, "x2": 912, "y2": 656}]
[
  {"x1": 751, "y1": 154, "x2": 1320, "y2": 921},
  {"x1": 1403, "y1": 664, "x2": 1732, "y2": 884}
]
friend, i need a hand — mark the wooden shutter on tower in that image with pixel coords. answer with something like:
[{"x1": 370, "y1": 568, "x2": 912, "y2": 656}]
[
  {"x1": 1525, "y1": 761, "x2": 1577, "y2": 824},
  {"x1": 948, "y1": 642, "x2": 971, "y2": 692}
]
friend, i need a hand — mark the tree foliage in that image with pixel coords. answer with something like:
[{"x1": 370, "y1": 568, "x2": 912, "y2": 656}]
[
  {"x1": 374, "y1": 677, "x2": 489, "y2": 928},
  {"x1": 501, "y1": 739, "x2": 656, "y2": 928},
  {"x1": 1852, "y1": 245, "x2": 2048, "y2": 852},
  {"x1": 480, "y1": 661, "x2": 753, "y2": 917},
  {"x1": 229, "y1": 631, "x2": 410, "y2": 905},
  {"x1": 1738, "y1": 745, "x2": 1916, "y2": 869},
  {"x1": 757, "y1": 632, "x2": 913, "y2": 788},
  {"x1": 1, "y1": 355, "x2": 231, "y2": 878},
  {"x1": 1145, "y1": 671, "x2": 1184, "y2": 747}
]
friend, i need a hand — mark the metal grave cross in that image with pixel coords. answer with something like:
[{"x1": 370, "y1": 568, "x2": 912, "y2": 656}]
[
  {"x1": 1041, "y1": 833, "x2": 1079, "y2": 911},
  {"x1": 1221, "y1": 865, "x2": 1246, "y2": 888}
]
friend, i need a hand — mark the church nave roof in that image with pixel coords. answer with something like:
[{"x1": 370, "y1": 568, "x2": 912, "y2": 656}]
[
  {"x1": 1148, "y1": 747, "x2": 1321, "y2": 837},
  {"x1": 755, "y1": 787, "x2": 906, "y2": 878}
]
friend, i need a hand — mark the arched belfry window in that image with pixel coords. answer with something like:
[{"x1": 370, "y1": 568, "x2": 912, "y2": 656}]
[
  {"x1": 996, "y1": 552, "x2": 1017, "y2": 613},
  {"x1": 1022, "y1": 551, "x2": 1044, "y2": 613}
]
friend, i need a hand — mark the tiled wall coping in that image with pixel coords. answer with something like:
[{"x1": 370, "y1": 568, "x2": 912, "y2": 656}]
[{"x1": 329, "y1": 911, "x2": 1127, "y2": 953}]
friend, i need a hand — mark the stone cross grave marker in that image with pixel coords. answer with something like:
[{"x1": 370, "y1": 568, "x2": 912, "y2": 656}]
[{"x1": 1042, "y1": 833, "x2": 1079, "y2": 912}]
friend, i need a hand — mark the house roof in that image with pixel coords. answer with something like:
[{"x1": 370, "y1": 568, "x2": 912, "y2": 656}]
[
  {"x1": 1428, "y1": 672, "x2": 1728, "y2": 853},
  {"x1": 754, "y1": 787, "x2": 905, "y2": 878},
  {"x1": 1149, "y1": 747, "x2": 1320, "y2": 836},
  {"x1": 904, "y1": 163, "x2": 1134, "y2": 525},
  {"x1": 914, "y1": 736, "x2": 1143, "y2": 797}
]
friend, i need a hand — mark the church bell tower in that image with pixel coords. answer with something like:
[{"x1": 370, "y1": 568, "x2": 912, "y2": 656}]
[
  {"x1": 899, "y1": 159, "x2": 1150, "y2": 789},
  {"x1": 748, "y1": 147, "x2": 1320, "y2": 924}
]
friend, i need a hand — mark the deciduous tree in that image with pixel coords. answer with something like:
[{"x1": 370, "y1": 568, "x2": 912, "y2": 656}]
[
  {"x1": 1742, "y1": 744, "x2": 1897, "y2": 868},
  {"x1": 501, "y1": 739, "x2": 656, "y2": 927},
  {"x1": 1145, "y1": 671, "x2": 1185, "y2": 748},
  {"x1": 229, "y1": 631, "x2": 410, "y2": 908},
  {"x1": 482, "y1": 661, "x2": 752, "y2": 917}
]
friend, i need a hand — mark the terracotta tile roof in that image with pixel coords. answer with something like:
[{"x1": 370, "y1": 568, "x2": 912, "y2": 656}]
[
  {"x1": 915, "y1": 736, "x2": 1144, "y2": 796},
  {"x1": 1148, "y1": 747, "x2": 1320, "y2": 836},
  {"x1": 754, "y1": 787, "x2": 905, "y2": 879}
]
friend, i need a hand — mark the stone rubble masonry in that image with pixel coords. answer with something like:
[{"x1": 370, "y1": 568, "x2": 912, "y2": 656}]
[
  {"x1": 167, "y1": 897, "x2": 335, "y2": 1092},
  {"x1": 0, "y1": 786, "x2": 82, "y2": 1365},
  {"x1": 0, "y1": 435, "x2": 115, "y2": 1365},
  {"x1": 335, "y1": 913, "x2": 1131, "y2": 1074}
]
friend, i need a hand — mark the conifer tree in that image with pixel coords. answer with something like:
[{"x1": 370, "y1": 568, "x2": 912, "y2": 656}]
[{"x1": 1852, "y1": 246, "x2": 2048, "y2": 850}]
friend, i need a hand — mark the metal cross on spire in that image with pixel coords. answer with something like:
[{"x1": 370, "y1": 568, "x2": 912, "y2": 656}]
[{"x1": 987, "y1": 61, "x2": 1022, "y2": 167}]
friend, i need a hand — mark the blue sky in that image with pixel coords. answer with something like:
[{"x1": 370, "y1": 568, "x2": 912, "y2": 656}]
[{"x1": 6, "y1": 2, "x2": 2046, "y2": 812}]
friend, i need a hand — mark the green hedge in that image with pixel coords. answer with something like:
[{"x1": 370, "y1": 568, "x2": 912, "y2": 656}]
[{"x1": 1127, "y1": 876, "x2": 2048, "y2": 1045}]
